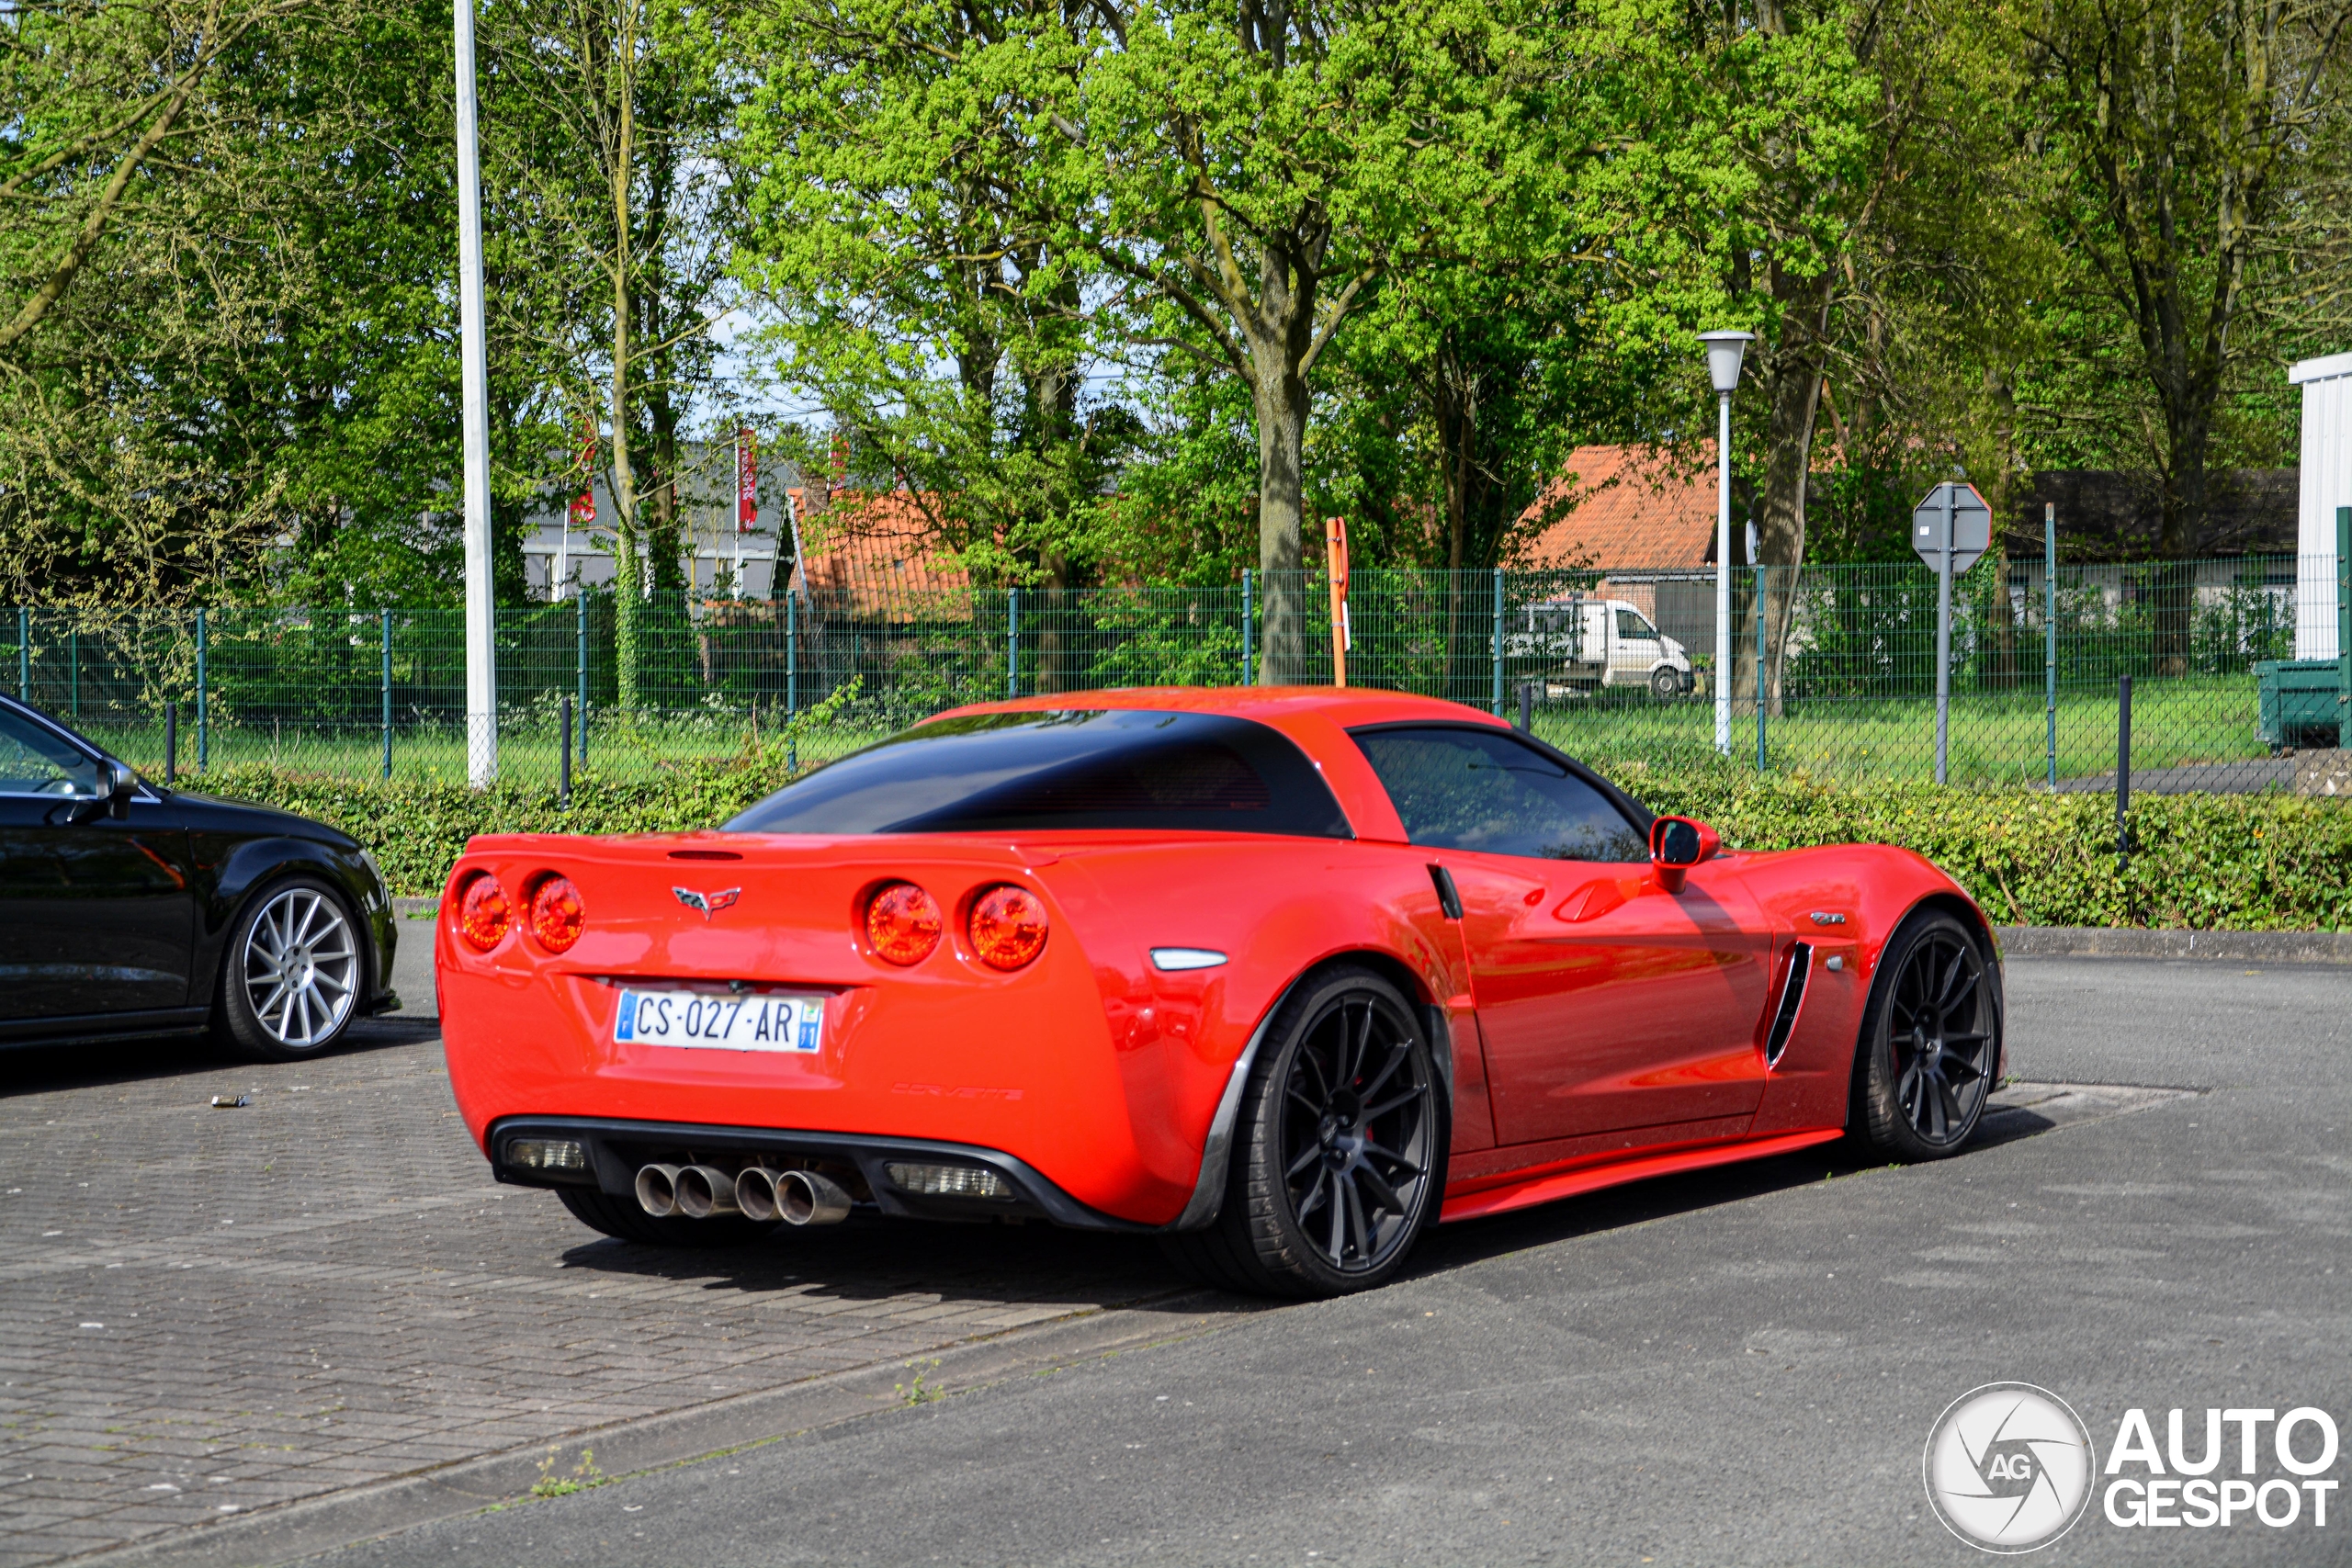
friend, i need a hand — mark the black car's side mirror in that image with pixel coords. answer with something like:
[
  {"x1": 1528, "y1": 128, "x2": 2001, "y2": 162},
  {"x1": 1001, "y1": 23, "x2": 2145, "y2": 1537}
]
[
  {"x1": 71, "y1": 758, "x2": 138, "y2": 823},
  {"x1": 1649, "y1": 814, "x2": 1720, "y2": 894}
]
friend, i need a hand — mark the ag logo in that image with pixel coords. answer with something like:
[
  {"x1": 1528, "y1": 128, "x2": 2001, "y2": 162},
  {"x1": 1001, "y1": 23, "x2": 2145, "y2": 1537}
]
[{"x1": 1924, "y1": 1382, "x2": 2098, "y2": 1553}]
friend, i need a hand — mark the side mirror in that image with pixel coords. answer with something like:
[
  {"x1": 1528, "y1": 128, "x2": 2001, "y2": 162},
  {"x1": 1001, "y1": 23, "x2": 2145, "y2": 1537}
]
[
  {"x1": 74, "y1": 758, "x2": 138, "y2": 822},
  {"x1": 1648, "y1": 814, "x2": 1719, "y2": 894}
]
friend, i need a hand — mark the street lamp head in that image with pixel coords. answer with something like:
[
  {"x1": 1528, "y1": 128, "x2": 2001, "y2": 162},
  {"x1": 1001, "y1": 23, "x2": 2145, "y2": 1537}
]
[{"x1": 1698, "y1": 330, "x2": 1753, "y2": 394}]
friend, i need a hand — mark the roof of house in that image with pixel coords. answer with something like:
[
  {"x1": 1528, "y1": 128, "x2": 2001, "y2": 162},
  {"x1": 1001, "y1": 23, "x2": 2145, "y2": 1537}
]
[
  {"x1": 1518, "y1": 444, "x2": 1718, "y2": 570},
  {"x1": 791, "y1": 490, "x2": 974, "y2": 621}
]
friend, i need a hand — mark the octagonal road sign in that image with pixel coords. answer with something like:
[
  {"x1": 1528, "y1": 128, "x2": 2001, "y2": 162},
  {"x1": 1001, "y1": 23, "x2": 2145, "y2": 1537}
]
[{"x1": 1912, "y1": 481, "x2": 1993, "y2": 575}]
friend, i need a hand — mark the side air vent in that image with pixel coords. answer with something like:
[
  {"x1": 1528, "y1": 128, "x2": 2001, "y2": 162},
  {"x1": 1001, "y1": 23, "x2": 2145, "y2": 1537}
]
[{"x1": 1763, "y1": 942, "x2": 1813, "y2": 1068}]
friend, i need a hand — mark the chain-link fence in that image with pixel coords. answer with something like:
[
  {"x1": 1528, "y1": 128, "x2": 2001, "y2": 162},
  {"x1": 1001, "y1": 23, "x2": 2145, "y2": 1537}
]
[{"x1": 1, "y1": 553, "x2": 2322, "y2": 793}]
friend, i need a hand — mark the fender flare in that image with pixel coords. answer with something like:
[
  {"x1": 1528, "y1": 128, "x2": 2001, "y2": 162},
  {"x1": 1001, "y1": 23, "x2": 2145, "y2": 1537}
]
[{"x1": 1164, "y1": 954, "x2": 1453, "y2": 1234}]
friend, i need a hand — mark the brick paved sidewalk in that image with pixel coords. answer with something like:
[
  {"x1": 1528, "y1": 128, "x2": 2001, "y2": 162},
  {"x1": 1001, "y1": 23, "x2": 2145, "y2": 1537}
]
[{"x1": 0, "y1": 1020, "x2": 1192, "y2": 1567}]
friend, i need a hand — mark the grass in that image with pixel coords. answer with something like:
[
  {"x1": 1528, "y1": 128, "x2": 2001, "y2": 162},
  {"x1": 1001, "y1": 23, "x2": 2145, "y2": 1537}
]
[{"x1": 1533, "y1": 677, "x2": 2271, "y2": 787}]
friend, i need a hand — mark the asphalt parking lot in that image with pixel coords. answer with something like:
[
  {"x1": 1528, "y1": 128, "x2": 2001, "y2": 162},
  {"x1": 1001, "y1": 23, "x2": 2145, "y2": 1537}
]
[{"x1": 4, "y1": 941, "x2": 2346, "y2": 1566}]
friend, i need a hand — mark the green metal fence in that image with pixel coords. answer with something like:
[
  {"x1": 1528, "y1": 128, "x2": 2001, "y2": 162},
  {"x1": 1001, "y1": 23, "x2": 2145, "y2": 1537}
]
[{"x1": 0, "y1": 555, "x2": 2314, "y2": 793}]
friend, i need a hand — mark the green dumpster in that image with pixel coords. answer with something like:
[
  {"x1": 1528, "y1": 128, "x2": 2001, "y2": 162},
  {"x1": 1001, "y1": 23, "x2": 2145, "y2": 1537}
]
[{"x1": 2256, "y1": 659, "x2": 2342, "y2": 750}]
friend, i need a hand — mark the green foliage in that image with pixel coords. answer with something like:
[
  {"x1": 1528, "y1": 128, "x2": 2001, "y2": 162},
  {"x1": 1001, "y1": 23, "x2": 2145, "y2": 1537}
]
[
  {"x1": 1623, "y1": 770, "x2": 2352, "y2": 931},
  {"x1": 202, "y1": 709, "x2": 2352, "y2": 931}
]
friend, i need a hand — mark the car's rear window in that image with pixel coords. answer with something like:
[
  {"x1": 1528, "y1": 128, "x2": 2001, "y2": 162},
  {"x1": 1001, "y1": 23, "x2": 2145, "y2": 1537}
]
[{"x1": 724, "y1": 710, "x2": 1352, "y2": 838}]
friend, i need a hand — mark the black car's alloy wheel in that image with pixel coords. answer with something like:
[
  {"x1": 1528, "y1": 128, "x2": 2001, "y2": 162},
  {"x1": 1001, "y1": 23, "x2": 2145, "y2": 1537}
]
[
  {"x1": 218, "y1": 878, "x2": 361, "y2": 1061},
  {"x1": 1854, "y1": 910, "x2": 2001, "y2": 1159},
  {"x1": 1162, "y1": 965, "x2": 1442, "y2": 1298}
]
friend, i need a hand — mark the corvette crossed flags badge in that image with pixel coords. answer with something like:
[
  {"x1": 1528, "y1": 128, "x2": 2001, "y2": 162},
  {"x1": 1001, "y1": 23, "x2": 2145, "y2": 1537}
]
[{"x1": 673, "y1": 886, "x2": 741, "y2": 919}]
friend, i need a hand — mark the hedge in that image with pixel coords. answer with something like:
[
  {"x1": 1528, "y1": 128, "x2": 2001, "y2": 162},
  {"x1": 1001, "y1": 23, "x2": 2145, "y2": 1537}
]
[{"x1": 192, "y1": 750, "x2": 2352, "y2": 932}]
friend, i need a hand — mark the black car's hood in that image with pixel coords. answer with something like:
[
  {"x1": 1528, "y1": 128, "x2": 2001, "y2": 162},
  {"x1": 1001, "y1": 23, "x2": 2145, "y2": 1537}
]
[{"x1": 163, "y1": 788, "x2": 358, "y2": 851}]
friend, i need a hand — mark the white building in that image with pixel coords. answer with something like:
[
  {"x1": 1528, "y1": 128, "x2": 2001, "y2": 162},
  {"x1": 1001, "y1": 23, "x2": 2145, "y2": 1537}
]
[
  {"x1": 519, "y1": 443, "x2": 814, "y2": 602},
  {"x1": 2291, "y1": 351, "x2": 2352, "y2": 660}
]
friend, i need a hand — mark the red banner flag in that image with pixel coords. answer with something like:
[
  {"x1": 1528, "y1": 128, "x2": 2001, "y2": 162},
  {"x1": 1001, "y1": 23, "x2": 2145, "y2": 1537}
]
[
  {"x1": 570, "y1": 423, "x2": 596, "y2": 525},
  {"x1": 737, "y1": 428, "x2": 758, "y2": 534}
]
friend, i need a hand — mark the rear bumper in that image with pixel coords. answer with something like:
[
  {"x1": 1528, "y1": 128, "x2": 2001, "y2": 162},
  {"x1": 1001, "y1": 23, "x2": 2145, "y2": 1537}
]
[{"x1": 485, "y1": 1113, "x2": 1157, "y2": 1232}]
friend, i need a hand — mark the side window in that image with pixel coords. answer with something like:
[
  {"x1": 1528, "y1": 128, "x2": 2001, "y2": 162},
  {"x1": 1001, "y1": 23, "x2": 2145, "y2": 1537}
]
[
  {"x1": 1615, "y1": 608, "x2": 1657, "y2": 641},
  {"x1": 1351, "y1": 727, "x2": 1648, "y2": 863},
  {"x1": 0, "y1": 709, "x2": 103, "y2": 796}
]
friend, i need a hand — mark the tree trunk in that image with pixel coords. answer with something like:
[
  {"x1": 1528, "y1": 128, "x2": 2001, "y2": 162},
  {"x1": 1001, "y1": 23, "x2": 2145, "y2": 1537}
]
[
  {"x1": 1250, "y1": 356, "x2": 1310, "y2": 683},
  {"x1": 1732, "y1": 284, "x2": 1829, "y2": 721}
]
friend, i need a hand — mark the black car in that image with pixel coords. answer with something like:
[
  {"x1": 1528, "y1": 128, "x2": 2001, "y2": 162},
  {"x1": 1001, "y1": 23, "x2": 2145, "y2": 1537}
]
[{"x1": 0, "y1": 693, "x2": 397, "y2": 1060}]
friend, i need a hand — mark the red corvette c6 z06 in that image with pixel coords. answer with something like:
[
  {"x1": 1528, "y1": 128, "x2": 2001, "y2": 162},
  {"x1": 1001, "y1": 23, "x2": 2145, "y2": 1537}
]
[{"x1": 437, "y1": 687, "x2": 2005, "y2": 1298}]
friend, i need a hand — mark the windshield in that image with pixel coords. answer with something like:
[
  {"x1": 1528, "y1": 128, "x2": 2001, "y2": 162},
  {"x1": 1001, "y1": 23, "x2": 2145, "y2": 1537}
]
[{"x1": 725, "y1": 709, "x2": 1352, "y2": 838}]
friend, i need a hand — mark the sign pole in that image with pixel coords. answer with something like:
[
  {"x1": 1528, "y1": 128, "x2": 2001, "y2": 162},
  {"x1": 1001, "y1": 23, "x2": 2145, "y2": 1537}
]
[
  {"x1": 1714, "y1": 389, "x2": 1733, "y2": 754},
  {"x1": 1935, "y1": 485, "x2": 1955, "y2": 785},
  {"x1": 2045, "y1": 502, "x2": 2058, "y2": 789},
  {"x1": 1325, "y1": 517, "x2": 1350, "y2": 687},
  {"x1": 455, "y1": 0, "x2": 495, "y2": 787}
]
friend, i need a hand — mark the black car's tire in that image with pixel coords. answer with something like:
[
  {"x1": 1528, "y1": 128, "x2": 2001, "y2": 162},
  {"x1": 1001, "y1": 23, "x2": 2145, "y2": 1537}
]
[
  {"x1": 1850, "y1": 909, "x2": 2002, "y2": 1161},
  {"x1": 556, "y1": 1186, "x2": 781, "y2": 1247},
  {"x1": 1159, "y1": 964, "x2": 1443, "y2": 1299},
  {"x1": 1648, "y1": 665, "x2": 1681, "y2": 702},
  {"x1": 216, "y1": 877, "x2": 365, "y2": 1063}
]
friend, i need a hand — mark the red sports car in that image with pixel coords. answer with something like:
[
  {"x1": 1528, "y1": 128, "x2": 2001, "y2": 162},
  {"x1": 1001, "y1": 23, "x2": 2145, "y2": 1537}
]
[{"x1": 437, "y1": 688, "x2": 2004, "y2": 1297}]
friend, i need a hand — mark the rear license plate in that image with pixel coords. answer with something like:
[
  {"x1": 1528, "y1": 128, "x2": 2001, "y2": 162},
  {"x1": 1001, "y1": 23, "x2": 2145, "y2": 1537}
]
[{"x1": 615, "y1": 990, "x2": 825, "y2": 1053}]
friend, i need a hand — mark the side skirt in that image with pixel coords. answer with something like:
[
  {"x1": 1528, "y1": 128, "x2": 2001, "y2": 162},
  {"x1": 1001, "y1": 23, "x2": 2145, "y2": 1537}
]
[{"x1": 1437, "y1": 1127, "x2": 1844, "y2": 1224}]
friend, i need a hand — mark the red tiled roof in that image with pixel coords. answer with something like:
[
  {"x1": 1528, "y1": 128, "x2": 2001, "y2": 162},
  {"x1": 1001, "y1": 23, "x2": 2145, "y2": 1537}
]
[
  {"x1": 1519, "y1": 444, "x2": 1716, "y2": 570},
  {"x1": 788, "y1": 491, "x2": 973, "y2": 620}
]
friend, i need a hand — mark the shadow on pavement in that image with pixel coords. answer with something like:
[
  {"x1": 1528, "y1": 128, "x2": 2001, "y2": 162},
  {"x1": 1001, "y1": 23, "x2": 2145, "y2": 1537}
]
[
  {"x1": 537, "y1": 1078, "x2": 2175, "y2": 1312},
  {"x1": 0, "y1": 1012, "x2": 437, "y2": 1098},
  {"x1": 550, "y1": 1209, "x2": 1207, "y2": 1314}
]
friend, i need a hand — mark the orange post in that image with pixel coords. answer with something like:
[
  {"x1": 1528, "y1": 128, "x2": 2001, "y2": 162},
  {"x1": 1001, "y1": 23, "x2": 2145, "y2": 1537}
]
[{"x1": 1325, "y1": 516, "x2": 1351, "y2": 686}]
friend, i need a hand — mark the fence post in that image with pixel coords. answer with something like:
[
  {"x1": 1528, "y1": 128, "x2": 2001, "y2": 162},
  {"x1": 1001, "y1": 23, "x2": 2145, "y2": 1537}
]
[
  {"x1": 1517, "y1": 682, "x2": 1532, "y2": 734},
  {"x1": 2045, "y1": 504, "x2": 2058, "y2": 789},
  {"x1": 164, "y1": 702, "x2": 177, "y2": 784},
  {"x1": 1755, "y1": 564, "x2": 1768, "y2": 772},
  {"x1": 195, "y1": 609, "x2": 208, "y2": 772},
  {"x1": 15, "y1": 607, "x2": 25, "y2": 697},
  {"x1": 786, "y1": 586, "x2": 797, "y2": 716},
  {"x1": 380, "y1": 610, "x2": 392, "y2": 781},
  {"x1": 576, "y1": 590, "x2": 589, "y2": 772},
  {"x1": 2117, "y1": 673, "x2": 2132, "y2": 877},
  {"x1": 560, "y1": 694, "x2": 572, "y2": 808},
  {"x1": 68, "y1": 627, "x2": 78, "y2": 719},
  {"x1": 1240, "y1": 570, "x2": 1253, "y2": 686},
  {"x1": 1007, "y1": 587, "x2": 1020, "y2": 699},
  {"x1": 1490, "y1": 568, "x2": 1505, "y2": 716}
]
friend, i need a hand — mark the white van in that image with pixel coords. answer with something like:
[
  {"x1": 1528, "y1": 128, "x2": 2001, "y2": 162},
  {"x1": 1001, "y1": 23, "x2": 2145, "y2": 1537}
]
[{"x1": 1511, "y1": 597, "x2": 1698, "y2": 701}]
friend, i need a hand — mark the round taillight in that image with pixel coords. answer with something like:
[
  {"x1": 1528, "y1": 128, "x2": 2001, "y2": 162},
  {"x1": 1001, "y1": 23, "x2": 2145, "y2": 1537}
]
[
  {"x1": 865, "y1": 882, "x2": 943, "y2": 965},
  {"x1": 458, "y1": 874, "x2": 510, "y2": 952},
  {"x1": 529, "y1": 874, "x2": 586, "y2": 953},
  {"x1": 968, "y1": 885, "x2": 1048, "y2": 971}
]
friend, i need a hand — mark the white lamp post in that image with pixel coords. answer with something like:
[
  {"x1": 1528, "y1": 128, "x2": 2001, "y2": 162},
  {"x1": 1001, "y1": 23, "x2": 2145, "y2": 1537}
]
[
  {"x1": 456, "y1": 0, "x2": 496, "y2": 786},
  {"x1": 1698, "y1": 330, "x2": 1751, "y2": 756}
]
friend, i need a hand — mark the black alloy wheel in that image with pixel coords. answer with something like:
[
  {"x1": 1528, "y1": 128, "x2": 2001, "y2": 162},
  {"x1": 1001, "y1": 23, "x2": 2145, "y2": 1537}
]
[
  {"x1": 1854, "y1": 910, "x2": 2002, "y2": 1159},
  {"x1": 1162, "y1": 965, "x2": 1442, "y2": 1298}
]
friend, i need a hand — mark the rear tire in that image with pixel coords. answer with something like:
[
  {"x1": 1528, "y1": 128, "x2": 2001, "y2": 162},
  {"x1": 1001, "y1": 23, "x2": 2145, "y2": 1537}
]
[
  {"x1": 556, "y1": 1186, "x2": 779, "y2": 1248},
  {"x1": 1159, "y1": 965, "x2": 1442, "y2": 1298},
  {"x1": 1850, "y1": 910, "x2": 2002, "y2": 1160}
]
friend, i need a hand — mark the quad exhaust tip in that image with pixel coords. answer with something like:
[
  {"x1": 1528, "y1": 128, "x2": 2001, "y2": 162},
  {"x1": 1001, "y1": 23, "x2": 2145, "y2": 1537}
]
[
  {"x1": 634, "y1": 1162, "x2": 683, "y2": 1217},
  {"x1": 673, "y1": 1164, "x2": 741, "y2": 1219},
  {"x1": 734, "y1": 1166, "x2": 853, "y2": 1226},
  {"x1": 637, "y1": 1162, "x2": 852, "y2": 1224}
]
